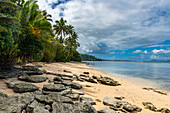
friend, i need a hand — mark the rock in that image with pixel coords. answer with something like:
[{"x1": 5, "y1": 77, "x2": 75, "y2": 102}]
[
  {"x1": 35, "y1": 93, "x2": 61, "y2": 104},
  {"x1": 32, "y1": 106, "x2": 50, "y2": 113},
  {"x1": 22, "y1": 110, "x2": 26, "y2": 113},
  {"x1": 62, "y1": 76, "x2": 74, "y2": 81},
  {"x1": 97, "y1": 77, "x2": 120, "y2": 86},
  {"x1": 92, "y1": 75, "x2": 98, "y2": 79},
  {"x1": 80, "y1": 74, "x2": 89, "y2": 77},
  {"x1": 64, "y1": 70, "x2": 72, "y2": 73},
  {"x1": 80, "y1": 96, "x2": 96, "y2": 105},
  {"x1": 61, "y1": 74, "x2": 73, "y2": 78},
  {"x1": 46, "y1": 72, "x2": 59, "y2": 76},
  {"x1": 83, "y1": 72, "x2": 89, "y2": 74},
  {"x1": 26, "y1": 76, "x2": 47, "y2": 83},
  {"x1": 132, "y1": 105, "x2": 142, "y2": 112},
  {"x1": 34, "y1": 90, "x2": 43, "y2": 95},
  {"x1": 14, "y1": 83, "x2": 39, "y2": 93},
  {"x1": 103, "y1": 96, "x2": 120, "y2": 107},
  {"x1": 48, "y1": 80, "x2": 53, "y2": 83},
  {"x1": 0, "y1": 93, "x2": 35, "y2": 113},
  {"x1": 22, "y1": 66, "x2": 39, "y2": 71},
  {"x1": 62, "y1": 81, "x2": 82, "y2": 89},
  {"x1": 5, "y1": 82, "x2": 14, "y2": 89},
  {"x1": 54, "y1": 81, "x2": 63, "y2": 84},
  {"x1": 61, "y1": 96, "x2": 73, "y2": 104},
  {"x1": 0, "y1": 92, "x2": 8, "y2": 97},
  {"x1": 26, "y1": 69, "x2": 46, "y2": 75},
  {"x1": 86, "y1": 85, "x2": 91, "y2": 87},
  {"x1": 60, "y1": 88, "x2": 72, "y2": 96},
  {"x1": 18, "y1": 76, "x2": 27, "y2": 81},
  {"x1": 72, "y1": 90, "x2": 84, "y2": 95},
  {"x1": 16, "y1": 72, "x2": 29, "y2": 78},
  {"x1": 52, "y1": 102, "x2": 97, "y2": 113},
  {"x1": 123, "y1": 103, "x2": 135, "y2": 112},
  {"x1": 142, "y1": 102, "x2": 157, "y2": 111},
  {"x1": 95, "y1": 99, "x2": 102, "y2": 102},
  {"x1": 26, "y1": 100, "x2": 47, "y2": 113},
  {"x1": 88, "y1": 77, "x2": 97, "y2": 83},
  {"x1": 43, "y1": 84, "x2": 66, "y2": 92},
  {"x1": 65, "y1": 94, "x2": 79, "y2": 101},
  {"x1": 98, "y1": 107, "x2": 118, "y2": 113},
  {"x1": 53, "y1": 76, "x2": 62, "y2": 81},
  {"x1": 45, "y1": 105, "x2": 51, "y2": 111},
  {"x1": 114, "y1": 96, "x2": 125, "y2": 100},
  {"x1": 0, "y1": 75, "x2": 6, "y2": 79},
  {"x1": 157, "y1": 108, "x2": 170, "y2": 113}
]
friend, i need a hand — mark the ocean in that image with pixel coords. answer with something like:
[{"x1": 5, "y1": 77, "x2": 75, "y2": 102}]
[{"x1": 84, "y1": 61, "x2": 170, "y2": 92}]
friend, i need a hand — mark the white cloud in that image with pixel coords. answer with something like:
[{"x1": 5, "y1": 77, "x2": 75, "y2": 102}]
[
  {"x1": 37, "y1": 0, "x2": 170, "y2": 54},
  {"x1": 151, "y1": 49, "x2": 170, "y2": 54},
  {"x1": 144, "y1": 50, "x2": 148, "y2": 54},
  {"x1": 133, "y1": 50, "x2": 143, "y2": 54}
]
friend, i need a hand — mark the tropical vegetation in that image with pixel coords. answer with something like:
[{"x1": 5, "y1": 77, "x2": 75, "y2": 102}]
[
  {"x1": 81, "y1": 54, "x2": 102, "y2": 61},
  {"x1": 0, "y1": 0, "x2": 81, "y2": 71}
]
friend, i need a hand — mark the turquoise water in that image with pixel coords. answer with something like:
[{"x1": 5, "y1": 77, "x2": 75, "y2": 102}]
[{"x1": 84, "y1": 61, "x2": 170, "y2": 92}]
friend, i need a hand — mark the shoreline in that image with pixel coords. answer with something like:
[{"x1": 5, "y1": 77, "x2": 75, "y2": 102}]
[
  {"x1": 92, "y1": 67, "x2": 170, "y2": 94},
  {"x1": 85, "y1": 61, "x2": 170, "y2": 94},
  {"x1": 0, "y1": 62, "x2": 170, "y2": 113}
]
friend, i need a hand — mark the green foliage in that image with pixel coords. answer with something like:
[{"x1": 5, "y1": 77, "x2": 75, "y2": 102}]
[
  {"x1": 0, "y1": 0, "x2": 82, "y2": 71},
  {"x1": 71, "y1": 49, "x2": 82, "y2": 62},
  {"x1": 0, "y1": 23, "x2": 20, "y2": 70},
  {"x1": 41, "y1": 40, "x2": 56, "y2": 62},
  {"x1": 18, "y1": 29, "x2": 43, "y2": 62},
  {"x1": 81, "y1": 54, "x2": 102, "y2": 61},
  {"x1": 55, "y1": 43, "x2": 67, "y2": 62}
]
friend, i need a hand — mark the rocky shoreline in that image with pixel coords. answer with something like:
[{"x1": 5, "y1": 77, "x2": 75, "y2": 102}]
[{"x1": 0, "y1": 63, "x2": 170, "y2": 113}]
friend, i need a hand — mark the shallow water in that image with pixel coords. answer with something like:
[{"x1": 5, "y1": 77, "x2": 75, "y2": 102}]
[{"x1": 84, "y1": 61, "x2": 170, "y2": 92}]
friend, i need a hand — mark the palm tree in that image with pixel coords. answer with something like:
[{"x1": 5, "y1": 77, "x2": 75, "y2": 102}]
[
  {"x1": 0, "y1": 0, "x2": 18, "y2": 26},
  {"x1": 41, "y1": 10, "x2": 53, "y2": 22},
  {"x1": 53, "y1": 17, "x2": 67, "y2": 41}
]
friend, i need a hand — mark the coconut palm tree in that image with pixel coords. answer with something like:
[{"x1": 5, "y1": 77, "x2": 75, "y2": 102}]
[
  {"x1": 53, "y1": 17, "x2": 67, "y2": 41},
  {"x1": 0, "y1": 0, "x2": 19, "y2": 26}
]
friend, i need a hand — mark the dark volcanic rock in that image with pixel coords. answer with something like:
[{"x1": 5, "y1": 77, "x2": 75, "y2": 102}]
[
  {"x1": 43, "y1": 84, "x2": 66, "y2": 92},
  {"x1": 64, "y1": 70, "x2": 72, "y2": 73},
  {"x1": 0, "y1": 93, "x2": 35, "y2": 113},
  {"x1": 142, "y1": 102, "x2": 157, "y2": 111},
  {"x1": 0, "y1": 92, "x2": 8, "y2": 98},
  {"x1": 52, "y1": 102, "x2": 97, "y2": 113},
  {"x1": 103, "y1": 96, "x2": 120, "y2": 107},
  {"x1": 26, "y1": 76, "x2": 47, "y2": 83},
  {"x1": 60, "y1": 88, "x2": 72, "y2": 96},
  {"x1": 97, "y1": 77, "x2": 120, "y2": 86},
  {"x1": 5, "y1": 82, "x2": 14, "y2": 89},
  {"x1": 26, "y1": 69, "x2": 46, "y2": 75},
  {"x1": 35, "y1": 93, "x2": 61, "y2": 104},
  {"x1": 87, "y1": 77, "x2": 97, "y2": 83},
  {"x1": 62, "y1": 81, "x2": 82, "y2": 89},
  {"x1": 14, "y1": 83, "x2": 39, "y2": 93},
  {"x1": 53, "y1": 76, "x2": 62, "y2": 81},
  {"x1": 80, "y1": 96, "x2": 96, "y2": 105},
  {"x1": 98, "y1": 107, "x2": 117, "y2": 113},
  {"x1": 61, "y1": 96, "x2": 73, "y2": 104},
  {"x1": 83, "y1": 72, "x2": 89, "y2": 74},
  {"x1": 65, "y1": 93, "x2": 79, "y2": 101},
  {"x1": 26, "y1": 100, "x2": 49, "y2": 113},
  {"x1": 72, "y1": 90, "x2": 84, "y2": 95},
  {"x1": 62, "y1": 76, "x2": 74, "y2": 81}
]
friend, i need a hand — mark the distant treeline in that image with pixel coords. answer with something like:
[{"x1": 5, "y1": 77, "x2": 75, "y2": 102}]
[
  {"x1": 80, "y1": 54, "x2": 102, "y2": 61},
  {"x1": 0, "y1": 0, "x2": 81, "y2": 71}
]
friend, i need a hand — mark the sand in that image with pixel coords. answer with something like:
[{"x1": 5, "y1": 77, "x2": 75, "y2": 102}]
[{"x1": 0, "y1": 62, "x2": 170, "y2": 113}]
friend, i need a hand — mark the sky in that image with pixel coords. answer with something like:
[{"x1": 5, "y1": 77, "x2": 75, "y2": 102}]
[{"x1": 37, "y1": 0, "x2": 170, "y2": 61}]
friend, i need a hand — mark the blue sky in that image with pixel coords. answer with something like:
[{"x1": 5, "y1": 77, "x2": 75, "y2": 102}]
[{"x1": 38, "y1": 0, "x2": 170, "y2": 61}]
